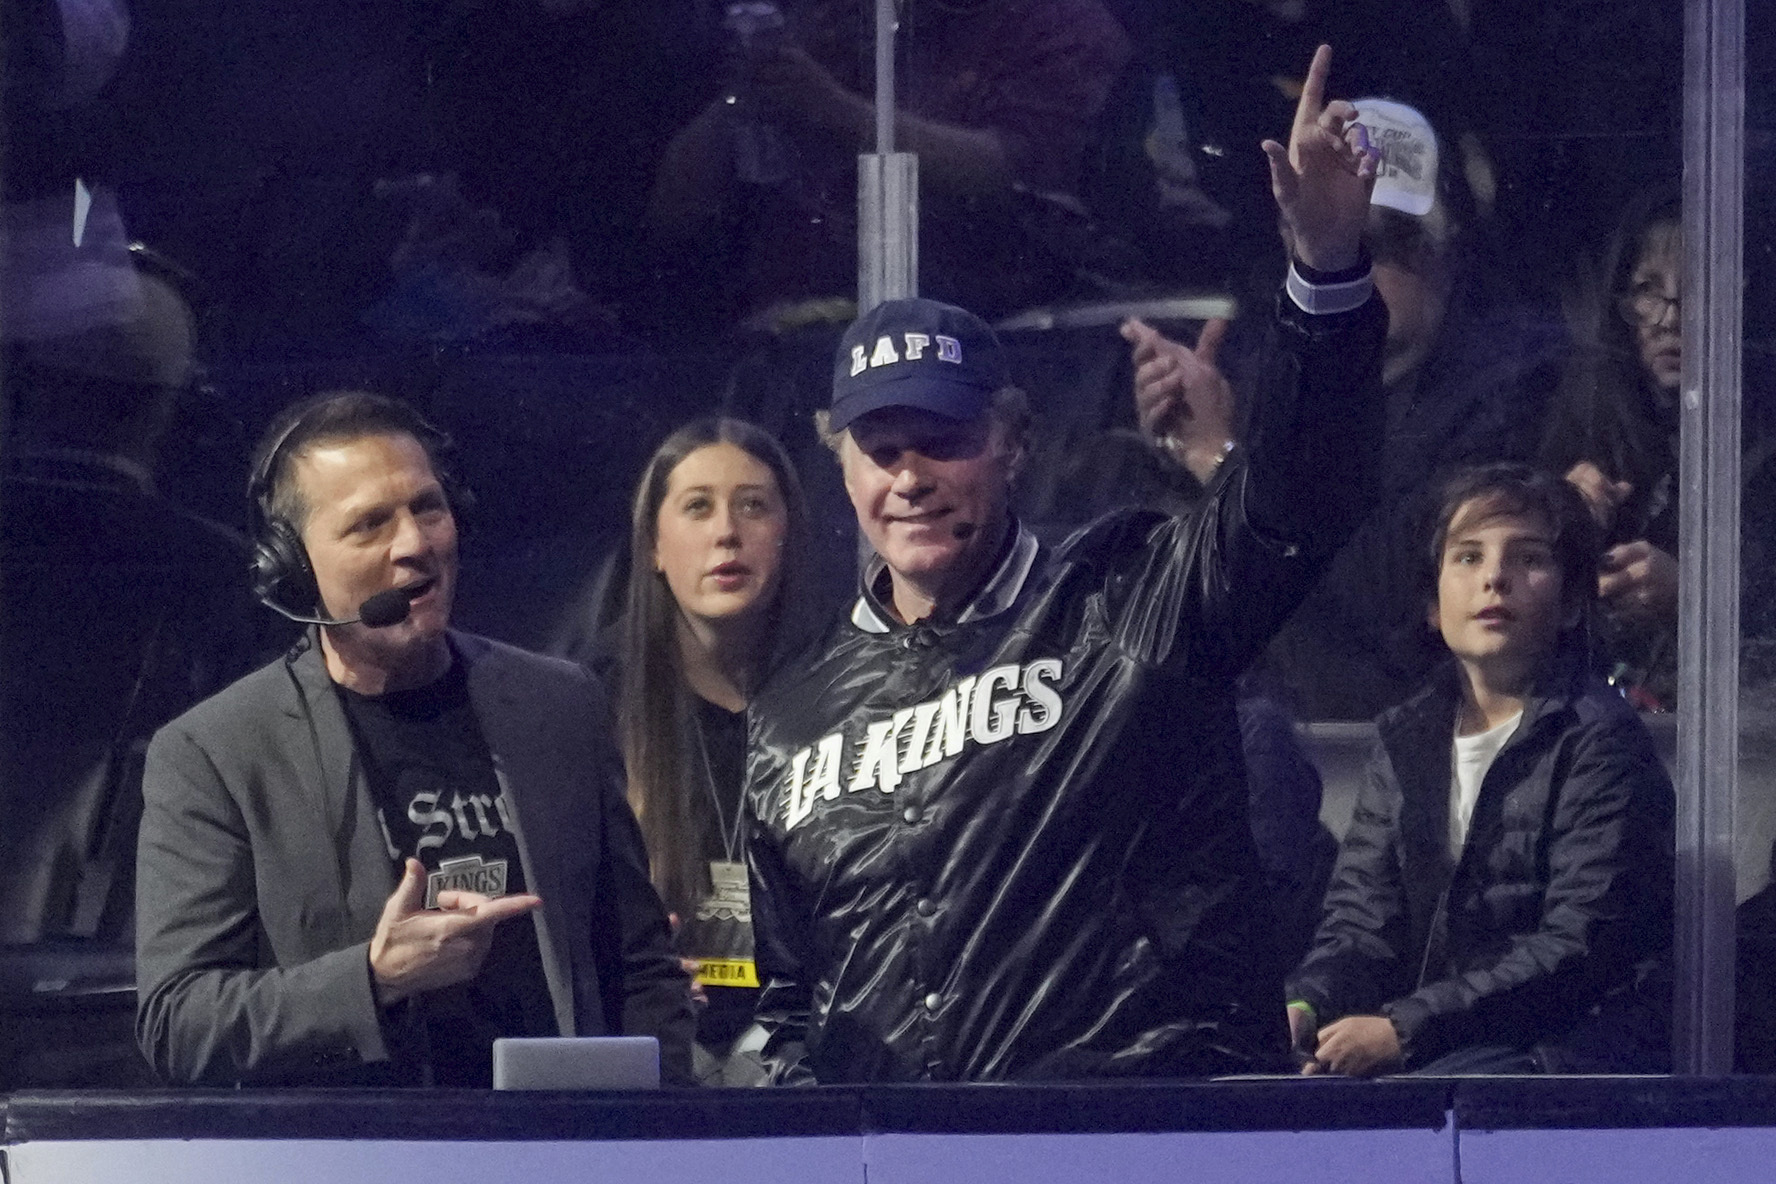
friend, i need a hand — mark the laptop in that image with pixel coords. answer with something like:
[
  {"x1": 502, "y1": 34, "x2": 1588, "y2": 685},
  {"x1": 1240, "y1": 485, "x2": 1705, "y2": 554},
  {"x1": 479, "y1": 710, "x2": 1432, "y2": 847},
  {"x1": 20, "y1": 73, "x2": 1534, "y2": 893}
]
[{"x1": 491, "y1": 1036, "x2": 661, "y2": 1091}]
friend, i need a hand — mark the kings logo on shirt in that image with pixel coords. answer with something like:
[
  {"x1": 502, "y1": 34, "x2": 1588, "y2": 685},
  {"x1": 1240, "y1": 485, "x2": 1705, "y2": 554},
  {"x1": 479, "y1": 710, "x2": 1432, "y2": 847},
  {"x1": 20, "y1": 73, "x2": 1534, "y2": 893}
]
[
  {"x1": 424, "y1": 854, "x2": 509, "y2": 908},
  {"x1": 781, "y1": 658, "x2": 1064, "y2": 830}
]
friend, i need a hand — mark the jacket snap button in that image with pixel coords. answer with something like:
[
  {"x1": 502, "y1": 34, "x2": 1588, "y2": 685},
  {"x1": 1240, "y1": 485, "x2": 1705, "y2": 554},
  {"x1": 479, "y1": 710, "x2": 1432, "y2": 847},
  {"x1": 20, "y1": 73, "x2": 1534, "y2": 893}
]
[
  {"x1": 916, "y1": 898, "x2": 936, "y2": 917},
  {"x1": 924, "y1": 993, "x2": 942, "y2": 1012},
  {"x1": 902, "y1": 806, "x2": 921, "y2": 824}
]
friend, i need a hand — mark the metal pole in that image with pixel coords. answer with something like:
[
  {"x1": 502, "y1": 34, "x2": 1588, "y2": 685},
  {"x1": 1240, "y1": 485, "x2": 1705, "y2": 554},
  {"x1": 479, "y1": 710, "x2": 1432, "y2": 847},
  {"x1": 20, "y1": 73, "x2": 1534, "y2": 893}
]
[
  {"x1": 1674, "y1": 0, "x2": 1744, "y2": 1076},
  {"x1": 858, "y1": 0, "x2": 917, "y2": 313},
  {"x1": 875, "y1": 0, "x2": 895, "y2": 154}
]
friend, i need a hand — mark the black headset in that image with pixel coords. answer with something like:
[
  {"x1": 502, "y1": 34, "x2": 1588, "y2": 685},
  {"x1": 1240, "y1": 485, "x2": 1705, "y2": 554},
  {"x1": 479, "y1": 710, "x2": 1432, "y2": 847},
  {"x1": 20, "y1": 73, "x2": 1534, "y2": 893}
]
[{"x1": 247, "y1": 393, "x2": 468, "y2": 621}]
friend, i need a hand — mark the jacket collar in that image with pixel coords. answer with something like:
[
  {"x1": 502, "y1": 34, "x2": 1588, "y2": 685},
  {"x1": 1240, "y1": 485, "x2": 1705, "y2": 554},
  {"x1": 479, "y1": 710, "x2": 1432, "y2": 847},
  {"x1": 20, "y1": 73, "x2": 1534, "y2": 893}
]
[
  {"x1": 275, "y1": 631, "x2": 397, "y2": 947},
  {"x1": 281, "y1": 629, "x2": 359, "y2": 829},
  {"x1": 1381, "y1": 644, "x2": 1591, "y2": 751},
  {"x1": 449, "y1": 633, "x2": 583, "y2": 1038},
  {"x1": 851, "y1": 519, "x2": 1041, "y2": 634},
  {"x1": 1378, "y1": 646, "x2": 1593, "y2": 874}
]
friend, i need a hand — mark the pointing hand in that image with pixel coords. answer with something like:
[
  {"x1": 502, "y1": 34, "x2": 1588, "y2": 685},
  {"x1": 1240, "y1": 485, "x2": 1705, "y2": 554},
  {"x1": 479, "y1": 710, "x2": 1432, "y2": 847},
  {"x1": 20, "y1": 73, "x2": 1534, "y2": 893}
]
[{"x1": 369, "y1": 858, "x2": 541, "y2": 1006}]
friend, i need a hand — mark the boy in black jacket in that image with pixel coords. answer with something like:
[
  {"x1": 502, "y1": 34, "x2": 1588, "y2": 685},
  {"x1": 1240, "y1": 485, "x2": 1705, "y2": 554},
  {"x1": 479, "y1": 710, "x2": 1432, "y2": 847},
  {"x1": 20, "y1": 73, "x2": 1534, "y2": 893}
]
[{"x1": 1287, "y1": 463, "x2": 1674, "y2": 1075}]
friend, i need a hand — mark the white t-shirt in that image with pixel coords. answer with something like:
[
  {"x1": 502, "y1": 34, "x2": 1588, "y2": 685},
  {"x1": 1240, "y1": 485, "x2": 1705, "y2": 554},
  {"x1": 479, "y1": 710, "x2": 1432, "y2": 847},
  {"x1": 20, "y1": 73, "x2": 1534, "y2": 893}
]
[{"x1": 1450, "y1": 711, "x2": 1523, "y2": 858}]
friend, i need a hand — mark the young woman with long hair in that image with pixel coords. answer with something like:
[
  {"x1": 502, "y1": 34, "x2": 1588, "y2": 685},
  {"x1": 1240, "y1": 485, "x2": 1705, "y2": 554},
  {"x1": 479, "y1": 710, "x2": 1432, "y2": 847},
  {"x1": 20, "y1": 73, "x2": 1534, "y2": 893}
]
[{"x1": 617, "y1": 416, "x2": 809, "y2": 1085}]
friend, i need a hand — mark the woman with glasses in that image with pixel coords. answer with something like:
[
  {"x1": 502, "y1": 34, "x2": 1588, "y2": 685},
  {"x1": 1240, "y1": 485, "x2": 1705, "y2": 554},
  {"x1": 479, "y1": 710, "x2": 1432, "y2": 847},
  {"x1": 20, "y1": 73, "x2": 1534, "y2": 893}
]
[{"x1": 1540, "y1": 189, "x2": 1684, "y2": 707}]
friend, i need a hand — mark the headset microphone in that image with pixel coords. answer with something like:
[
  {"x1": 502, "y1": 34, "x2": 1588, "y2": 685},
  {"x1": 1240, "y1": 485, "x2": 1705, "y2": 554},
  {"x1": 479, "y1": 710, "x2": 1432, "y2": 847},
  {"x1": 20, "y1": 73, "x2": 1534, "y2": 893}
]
[{"x1": 259, "y1": 585, "x2": 415, "y2": 629}]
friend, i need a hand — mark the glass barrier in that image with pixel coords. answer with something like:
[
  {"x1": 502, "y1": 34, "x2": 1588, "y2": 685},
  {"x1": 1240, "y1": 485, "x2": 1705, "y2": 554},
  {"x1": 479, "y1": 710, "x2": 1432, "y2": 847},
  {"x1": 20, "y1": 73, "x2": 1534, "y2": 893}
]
[
  {"x1": 1735, "y1": 0, "x2": 1776, "y2": 1075},
  {"x1": 0, "y1": 0, "x2": 1761, "y2": 1088}
]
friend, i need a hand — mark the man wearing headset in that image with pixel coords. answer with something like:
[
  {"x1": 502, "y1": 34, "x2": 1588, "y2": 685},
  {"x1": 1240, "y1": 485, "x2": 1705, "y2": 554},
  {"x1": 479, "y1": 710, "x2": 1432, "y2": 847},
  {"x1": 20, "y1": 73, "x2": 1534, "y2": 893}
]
[{"x1": 134, "y1": 392, "x2": 693, "y2": 1086}]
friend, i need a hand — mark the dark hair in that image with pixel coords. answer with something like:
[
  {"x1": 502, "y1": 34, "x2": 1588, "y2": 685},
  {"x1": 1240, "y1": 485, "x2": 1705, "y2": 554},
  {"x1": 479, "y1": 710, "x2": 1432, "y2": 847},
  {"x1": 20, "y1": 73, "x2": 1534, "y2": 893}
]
[
  {"x1": 1425, "y1": 463, "x2": 1601, "y2": 639},
  {"x1": 249, "y1": 391, "x2": 458, "y2": 532},
  {"x1": 1365, "y1": 203, "x2": 1459, "y2": 272},
  {"x1": 618, "y1": 417, "x2": 809, "y2": 917},
  {"x1": 1540, "y1": 185, "x2": 1681, "y2": 501}
]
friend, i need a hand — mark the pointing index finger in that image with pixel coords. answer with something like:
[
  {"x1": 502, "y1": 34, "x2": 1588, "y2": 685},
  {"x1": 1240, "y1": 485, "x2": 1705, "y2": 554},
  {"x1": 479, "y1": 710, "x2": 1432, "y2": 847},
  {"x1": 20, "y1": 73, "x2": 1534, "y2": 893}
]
[
  {"x1": 1295, "y1": 44, "x2": 1333, "y2": 129},
  {"x1": 1120, "y1": 316, "x2": 1159, "y2": 346},
  {"x1": 433, "y1": 891, "x2": 542, "y2": 922},
  {"x1": 472, "y1": 893, "x2": 543, "y2": 926},
  {"x1": 1195, "y1": 317, "x2": 1229, "y2": 362}
]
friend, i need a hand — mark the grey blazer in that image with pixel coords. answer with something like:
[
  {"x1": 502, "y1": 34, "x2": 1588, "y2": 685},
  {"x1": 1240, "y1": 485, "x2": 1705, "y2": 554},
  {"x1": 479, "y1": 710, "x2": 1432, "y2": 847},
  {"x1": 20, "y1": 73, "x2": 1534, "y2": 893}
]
[{"x1": 135, "y1": 630, "x2": 693, "y2": 1085}]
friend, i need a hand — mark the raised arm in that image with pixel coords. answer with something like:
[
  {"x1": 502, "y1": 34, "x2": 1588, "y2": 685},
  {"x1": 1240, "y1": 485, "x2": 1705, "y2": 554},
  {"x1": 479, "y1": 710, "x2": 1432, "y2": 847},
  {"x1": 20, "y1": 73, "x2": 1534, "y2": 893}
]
[
  {"x1": 1261, "y1": 44, "x2": 1378, "y2": 274},
  {"x1": 1184, "y1": 46, "x2": 1388, "y2": 672}
]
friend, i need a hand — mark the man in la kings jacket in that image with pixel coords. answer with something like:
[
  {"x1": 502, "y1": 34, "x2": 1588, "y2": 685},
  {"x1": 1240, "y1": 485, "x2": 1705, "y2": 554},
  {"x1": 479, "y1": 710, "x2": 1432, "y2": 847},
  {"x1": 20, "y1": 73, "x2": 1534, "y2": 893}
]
[{"x1": 743, "y1": 46, "x2": 1387, "y2": 1082}]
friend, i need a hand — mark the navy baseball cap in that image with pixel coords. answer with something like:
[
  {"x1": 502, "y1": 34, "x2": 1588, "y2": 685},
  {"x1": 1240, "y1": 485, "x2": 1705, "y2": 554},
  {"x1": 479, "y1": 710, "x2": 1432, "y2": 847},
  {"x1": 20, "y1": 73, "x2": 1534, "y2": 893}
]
[{"x1": 829, "y1": 298, "x2": 1010, "y2": 432}]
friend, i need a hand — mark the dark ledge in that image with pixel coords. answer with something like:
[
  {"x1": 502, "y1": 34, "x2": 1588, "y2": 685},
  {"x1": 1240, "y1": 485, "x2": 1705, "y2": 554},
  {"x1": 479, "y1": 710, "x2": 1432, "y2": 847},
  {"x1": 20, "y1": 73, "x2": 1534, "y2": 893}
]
[
  {"x1": 854, "y1": 1079, "x2": 1453, "y2": 1135},
  {"x1": 4, "y1": 1080, "x2": 1451, "y2": 1143},
  {"x1": 1455, "y1": 1076, "x2": 1776, "y2": 1130},
  {"x1": 14, "y1": 1078, "x2": 1776, "y2": 1145},
  {"x1": 3, "y1": 1087, "x2": 863, "y2": 1144}
]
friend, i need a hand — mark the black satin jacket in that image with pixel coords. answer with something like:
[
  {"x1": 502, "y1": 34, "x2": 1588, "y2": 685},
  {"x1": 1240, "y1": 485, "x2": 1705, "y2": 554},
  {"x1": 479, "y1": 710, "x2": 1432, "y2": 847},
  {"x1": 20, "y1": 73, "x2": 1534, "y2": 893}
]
[{"x1": 743, "y1": 288, "x2": 1387, "y2": 1083}]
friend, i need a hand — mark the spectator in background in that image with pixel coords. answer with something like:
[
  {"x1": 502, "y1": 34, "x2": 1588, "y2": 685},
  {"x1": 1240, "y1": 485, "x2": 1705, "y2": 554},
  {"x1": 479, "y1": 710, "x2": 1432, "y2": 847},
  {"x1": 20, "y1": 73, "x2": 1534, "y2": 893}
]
[
  {"x1": 0, "y1": 0, "x2": 261, "y2": 1086},
  {"x1": 1540, "y1": 190, "x2": 1681, "y2": 707},
  {"x1": 413, "y1": 0, "x2": 706, "y2": 338},
  {"x1": 609, "y1": 418, "x2": 812, "y2": 1086},
  {"x1": 645, "y1": 0, "x2": 1131, "y2": 330},
  {"x1": 1539, "y1": 185, "x2": 1776, "y2": 707},
  {"x1": 1129, "y1": 98, "x2": 1565, "y2": 719},
  {"x1": 1107, "y1": 0, "x2": 1473, "y2": 291},
  {"x1": 364, "y1": 172, "x2": 624, "y2": 348},
  {"x1": 4, "y1": 0, "x2": 193, "y2": 451},
  {"x1": 1287, "y1": 464, "x2": 1673, "y2": 1077}
]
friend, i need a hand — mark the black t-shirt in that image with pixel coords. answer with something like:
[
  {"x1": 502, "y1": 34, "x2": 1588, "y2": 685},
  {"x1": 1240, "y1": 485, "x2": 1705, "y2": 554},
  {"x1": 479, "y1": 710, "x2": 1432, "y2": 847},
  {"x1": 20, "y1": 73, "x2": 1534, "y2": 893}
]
[
  {"x1": 337, "y1": 656, "x2": 556, "y2": 1087},
  {"x1": 682, "y1": 696, "x2": 759, "y2": 1046}
]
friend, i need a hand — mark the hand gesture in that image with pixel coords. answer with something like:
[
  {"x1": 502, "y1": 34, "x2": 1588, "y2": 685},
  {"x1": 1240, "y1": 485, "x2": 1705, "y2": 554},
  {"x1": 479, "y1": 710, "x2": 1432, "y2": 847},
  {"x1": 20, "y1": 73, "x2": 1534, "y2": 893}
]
[
  {"x1": 1565, "y1": 461, "x2": 1634, "y2": 535},
  {"x1": 1260, "y1": 45, "x2": 1380, "y2": 272},
  {"x1": 1122, "y1": 316, "x2": 1236, "y2": 483},
  {"x1": 1599, "y1": 540, "x2": 1679, "y2": 619},
  {"x1": 1302, "y1": 1014, "x2": 1402, "y2": 1076},
  {"x1": 368, "y1": 858, "x2": 542, "y2": 1006}
]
